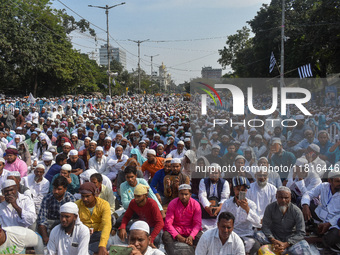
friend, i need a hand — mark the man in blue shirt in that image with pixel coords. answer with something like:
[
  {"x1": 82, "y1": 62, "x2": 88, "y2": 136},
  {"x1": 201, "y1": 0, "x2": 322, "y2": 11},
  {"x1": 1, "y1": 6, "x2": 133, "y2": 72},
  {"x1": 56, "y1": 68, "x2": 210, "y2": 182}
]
[
  {"x1": 150, "y1": 158, "x2": 172, "y2": 202},
  {"x1": 44, "y1": 154, "x2": 68, "y2": 183}
]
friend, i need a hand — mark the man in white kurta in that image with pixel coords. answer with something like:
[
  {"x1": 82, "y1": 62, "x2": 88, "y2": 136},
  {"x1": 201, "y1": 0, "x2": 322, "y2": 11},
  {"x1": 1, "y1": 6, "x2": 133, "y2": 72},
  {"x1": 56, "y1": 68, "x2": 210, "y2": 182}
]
[
  {"x1": 22, "y1": 164, "x2": 50, "y2": 213},
  {"x1": 88, "y1": 147, "x2": 107, "y2": 174},
  {"x1": 104, "y1": 145, "x2": 128, "y2": 180},
  {"x1": 0, "y1": 180, "x2": 37, "y2": 227},
  {"x1": 246, "y1": 167, "x2": 277, "y2": 219},
  {"x1": 47, "y1": 202, "x2": 90, "y2": 255}
]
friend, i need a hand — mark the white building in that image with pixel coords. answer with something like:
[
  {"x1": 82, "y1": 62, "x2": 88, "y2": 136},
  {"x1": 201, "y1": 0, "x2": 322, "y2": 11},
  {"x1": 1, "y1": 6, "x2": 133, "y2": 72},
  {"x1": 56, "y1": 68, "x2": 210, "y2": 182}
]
[
  {"x1": 99, "y1": 44, "x2": 126, "y2": 70},
  {"x1": 158, "y1": 62, "x2": 171, "y2": 91}
]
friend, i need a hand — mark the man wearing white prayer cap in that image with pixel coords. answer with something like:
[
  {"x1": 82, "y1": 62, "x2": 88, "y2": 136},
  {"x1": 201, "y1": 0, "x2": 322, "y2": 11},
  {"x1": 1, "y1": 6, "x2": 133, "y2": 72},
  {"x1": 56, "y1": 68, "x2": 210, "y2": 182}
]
[
  {"x1": 301, "y1": 165, "x2": 340, "y2": 251},
  {"x1": 47, "y1": 202, "x2": 90, "y2": 255},
  {"x1": 49, "y1": 164, "x2": 79, "y2": 195},
  {"x1": 7, "y1": 171, "x2": 33, "y2": 198},
  {"x1": 67, "y1": 149, "x2": 86, "y2": 176},
  {"x1": 61, "y1": 142, "x2": 72, "y2": 157},
  {"x1": 0, "y1": 157, "x2": 10, "y2": 190},
  {"x1": 141, "y1": 149, "x2": 165, "y2": 179},
  {"x1": 167, "y1": 140, "x2": 186, "y2": 160},
  {"x1": 128, "y1": 221, "x2": 165, "y2": 255},
  {"x1": 22, "y1": 164, "x2": 50, "y2": 214},
  {"x1": 71, "y1": 132, "x2": 84, "y2": 151},
  {"x1": 39, "y1": 151, "x2": 55, "y2": 175},
  {"x1": 0, "y1": 179, "x2": 37, "y2": 228},
  {"x1": 163, "y1": 158, "x2": 190, "y2": 205}
]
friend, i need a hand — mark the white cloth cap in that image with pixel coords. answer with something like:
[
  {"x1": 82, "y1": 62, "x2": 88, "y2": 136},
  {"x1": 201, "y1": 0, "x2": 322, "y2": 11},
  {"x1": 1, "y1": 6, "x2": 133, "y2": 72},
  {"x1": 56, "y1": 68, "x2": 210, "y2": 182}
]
[
  {"x1": 69, "y1": 150, "x2": 78, "y2": 156},
  {"x1": 130, "y1": 220, "x2": 150, "y2": 234},
  {"x1": 296, "y1": 115, "x2": 304, "y2": 120},
  {"x1": 2, "y1": 180, "x2": 16, "y2": 189},
  {"x1": 308, "y1": 144, "x2": 320, "y2": 153},
  {"x1": 295, "y1": 157, "x2": 308, "y2": 166},
  {"x1": 0, "y1": 158, "x2": 5, "y2": 164},
  {"x1": 96, "y1": 146, "x2": 103, "y2": 152},
  {"x1": 60, "y1": 202, "x2": 79, "y2": 215},
  {"x1": 61, "y1": 164, "x2": 72, "y2": 171},
  {"x1": 178, "y1": 184, "x2": 191, "y2": 191},
  {"x1": 36, "y1": 164, "x2": 45, "y2": 170},
  {"x1": 147, "y1": 149, "x2": 156, "y2": 155},
  {"x1": 71, "y1": 133, "x2": 78, "y2": 137},
  {"x1": 177, "y1": 141, "x2": 184, "y2": 145},
  {"x1": 63, "y1": 142, "x2": 71, "y2": 147},
  {"x1": 171, "y1": 158, "x2": 181, "y2": 164}
]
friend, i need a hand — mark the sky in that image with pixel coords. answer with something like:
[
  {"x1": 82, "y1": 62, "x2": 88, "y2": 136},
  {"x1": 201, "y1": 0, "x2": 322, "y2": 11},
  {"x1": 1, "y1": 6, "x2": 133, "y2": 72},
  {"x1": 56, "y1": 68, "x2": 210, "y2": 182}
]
[{"x1": 52, "y1": 0, "x2": 272, "y2": 84}]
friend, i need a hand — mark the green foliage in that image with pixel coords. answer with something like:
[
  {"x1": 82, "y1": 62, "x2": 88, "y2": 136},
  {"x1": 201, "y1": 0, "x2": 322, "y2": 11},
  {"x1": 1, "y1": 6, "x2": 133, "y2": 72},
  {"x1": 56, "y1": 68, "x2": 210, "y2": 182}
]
[
  {"x1": 218, "y1": 0, "x2": 340, "y2": 78},
  {"x1": 0, "y1": 0, "x2": 105, "y2": 96}
]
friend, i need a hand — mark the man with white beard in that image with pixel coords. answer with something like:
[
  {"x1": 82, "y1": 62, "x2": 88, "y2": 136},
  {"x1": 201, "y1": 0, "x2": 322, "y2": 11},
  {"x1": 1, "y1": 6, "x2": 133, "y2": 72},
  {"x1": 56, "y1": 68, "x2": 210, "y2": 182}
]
[
  {"x1": 259, "y1": 186, "x2": 312, "y2": 254},
  {"x1": 246, "y1": 166, "x2": 277, "y2": 219}
]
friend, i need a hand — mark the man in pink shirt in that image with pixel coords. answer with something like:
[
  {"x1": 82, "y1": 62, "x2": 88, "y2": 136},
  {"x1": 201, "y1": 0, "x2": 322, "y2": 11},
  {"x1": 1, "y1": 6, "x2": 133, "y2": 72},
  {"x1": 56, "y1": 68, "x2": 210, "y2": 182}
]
[
  {"x1": 4, "y1": 148, "x2": 28, "y2": 177},
  {"x1": 163, "y1": 184, "x2": 202, "y2": 255}
]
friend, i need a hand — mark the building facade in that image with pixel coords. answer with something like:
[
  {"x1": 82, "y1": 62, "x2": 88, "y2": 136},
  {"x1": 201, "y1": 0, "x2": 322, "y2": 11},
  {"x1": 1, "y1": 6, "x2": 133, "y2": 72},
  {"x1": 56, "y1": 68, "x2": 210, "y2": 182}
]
[
  {"x1": 201, "y1": 66, "x2": 222, "y2": 79},
  {"x1": 99, "y1": 44, "x2": 126, "y2": 70}
]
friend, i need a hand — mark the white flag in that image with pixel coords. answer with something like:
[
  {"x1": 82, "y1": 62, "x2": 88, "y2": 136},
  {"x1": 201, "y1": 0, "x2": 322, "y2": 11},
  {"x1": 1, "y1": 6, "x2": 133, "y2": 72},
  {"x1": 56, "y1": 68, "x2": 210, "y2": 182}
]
[
  {"x1": 27, "y1": 93, "x2": 36, "y2": 104},
  {"x1": 298, "y1": 64, "x2": 313, "y2": 79},
  {"x1": 269, "y1": 52, "x2": 276, "y2": 73}
]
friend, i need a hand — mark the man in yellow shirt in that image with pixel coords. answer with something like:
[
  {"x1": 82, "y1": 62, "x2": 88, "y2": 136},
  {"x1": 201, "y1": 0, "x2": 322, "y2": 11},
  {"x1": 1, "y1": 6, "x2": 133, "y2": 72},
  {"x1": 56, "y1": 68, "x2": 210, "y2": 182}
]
[{"x1": 76, "y1": 182, "x2": 112, "y2": 255}]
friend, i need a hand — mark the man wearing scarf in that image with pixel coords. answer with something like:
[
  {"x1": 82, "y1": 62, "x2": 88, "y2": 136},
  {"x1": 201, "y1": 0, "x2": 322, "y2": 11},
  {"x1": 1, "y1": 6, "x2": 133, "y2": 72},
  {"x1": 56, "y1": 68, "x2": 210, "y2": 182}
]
[{"x1": 4, "y1": 148, "x2": 28, "y2": 177}]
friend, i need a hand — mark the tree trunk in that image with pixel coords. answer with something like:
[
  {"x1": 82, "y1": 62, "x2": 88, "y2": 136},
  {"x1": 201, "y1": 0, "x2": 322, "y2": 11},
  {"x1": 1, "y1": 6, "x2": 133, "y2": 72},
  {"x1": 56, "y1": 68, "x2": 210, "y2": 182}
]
[{"x1": 33, "y1": 73, "x2": 38, "y2": 97}]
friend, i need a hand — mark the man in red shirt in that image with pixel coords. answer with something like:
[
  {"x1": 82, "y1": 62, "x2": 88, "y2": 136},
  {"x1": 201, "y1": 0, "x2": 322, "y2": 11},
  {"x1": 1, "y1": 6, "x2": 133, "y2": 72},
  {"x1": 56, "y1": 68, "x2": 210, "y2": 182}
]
[{"x1": 118, "y1": 183, "x2": 164, "y2": 248}]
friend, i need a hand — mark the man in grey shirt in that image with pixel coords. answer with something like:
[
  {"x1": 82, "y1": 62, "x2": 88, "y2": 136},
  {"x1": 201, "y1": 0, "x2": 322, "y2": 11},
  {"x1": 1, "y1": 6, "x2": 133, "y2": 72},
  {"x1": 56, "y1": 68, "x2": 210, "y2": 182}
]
[{"x1": 257, "y1": 186, "x2": 312, "y2": 254}]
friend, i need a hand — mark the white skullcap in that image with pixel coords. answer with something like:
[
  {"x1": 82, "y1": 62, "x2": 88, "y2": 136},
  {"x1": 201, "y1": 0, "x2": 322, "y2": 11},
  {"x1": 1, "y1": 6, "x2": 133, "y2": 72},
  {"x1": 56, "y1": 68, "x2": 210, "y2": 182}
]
[
  {"x1": 49, "y1": 147, "x2": 56, "y2": 153},
  {"x1": 171, "y1": 158, "x2": 181, "y2": 164},
  {"x1": 84, "y1": 137, "x2": 91, "y2": 141},
  {"x1": 184, "y1": 138, "x2": 190, "y2": 142},
  {"x1": 35, "y1": 164, "x2": 45, "y2": 170},
  {"x1": 178, "y1": 184, "x2": 191, "y2": 191},
  {"x1": 60, "y1": 202, "x2": 79, "y2": 215},
  {"x1": 212, "y1": 144, "x2": 220, "y2": 150},
  {"x1": 255, "y1": 134, "x2": 262, "y2": 139},
  {"x1": 308, "y1": 144, "x2": 320, "y2": 153},
  {"x1": 58, "y1": 129, "x2": 64, "y2": 133},
  {"x1": 157, "y1": 144, "x2": 164, "y2": 148},
  {"x1": 69, "y1": 149, "x2": 78, "y2": 156},
  {"x1": 139, "y1": 140, "x2": 146, "y2": 144},
  {"x1": 235, "y1": 155, "x2": 246, "y2": 161},
  {"x1": 147, "y1": 149, "x2": 156, "y2": 155},
  {"x1": 104, "y1": 136, "x2": 112, "y2": 141},
  {"x1": 0, "y1": 158, "x2": 5, "y2": 164},
  {"x1": 96, "y1": 146, "x2": 103, "y2": 152},
  {"x1": 130, "y1": 221, "x2": 150, "y2": 234},
  {"x1": 90, "y1": 141, "x2": 97, "y2": 144},
  {"x1": 63, "y1": 142, "x2": 71, "y2": 147},
  {"x1": 272, "y1": 139, "x2": 282, "y2": 145},
  {"x1": 61, "y1": 164, "x2": 72, "y2": 171},
  {"x1": 177, "y1": 141, "x2": 184, "y2": 145},
  {"x1": 295, "y1": 114, "x2": 304, "y2": 120},
  {"x1": 2, "y1": 180, "x2": 16, "y2": 190},
  {"x1": 295, "y1": 157, "x2": 308, "y2": 166},
  {"x1": 71, "y1": 133, "x2": 78, "y2": 137},
  {"x1": 249, "y1": 127, "x2": 257, "y2": 132},
  {"x1": 8, "y1": 171, "x2": 21, "y2": 177}
]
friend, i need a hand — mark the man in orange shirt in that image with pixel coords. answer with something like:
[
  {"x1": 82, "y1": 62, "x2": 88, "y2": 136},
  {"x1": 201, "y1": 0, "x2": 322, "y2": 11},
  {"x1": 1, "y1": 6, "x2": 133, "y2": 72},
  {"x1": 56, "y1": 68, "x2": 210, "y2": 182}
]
[{"x1": 142, "y1": 149, "x2": 165, "y2": 179}]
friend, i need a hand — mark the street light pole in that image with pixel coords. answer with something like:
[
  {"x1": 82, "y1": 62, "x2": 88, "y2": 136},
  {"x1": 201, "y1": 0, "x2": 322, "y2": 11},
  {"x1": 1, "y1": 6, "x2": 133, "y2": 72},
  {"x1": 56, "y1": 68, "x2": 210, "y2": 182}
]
[
  {"x1": 280, "y1": 0, "x2": 285, "y2": 88},
  {"x1": 144, "y1": 54, "x2": 159, "y2": 79},
  {"x1": 88, "y1": 2, "x2": 125, "y2": 97},
  {"x1": 128, "y1": 39, "x2": 149, "y2": 93}
]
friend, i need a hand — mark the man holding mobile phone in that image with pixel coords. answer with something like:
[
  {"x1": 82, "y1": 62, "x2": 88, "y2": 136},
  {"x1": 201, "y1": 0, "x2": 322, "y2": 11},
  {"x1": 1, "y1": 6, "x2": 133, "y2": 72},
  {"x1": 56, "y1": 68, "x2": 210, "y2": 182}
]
[{"x1": 217, "y1": 176, "x2": 261, "y2": 255}]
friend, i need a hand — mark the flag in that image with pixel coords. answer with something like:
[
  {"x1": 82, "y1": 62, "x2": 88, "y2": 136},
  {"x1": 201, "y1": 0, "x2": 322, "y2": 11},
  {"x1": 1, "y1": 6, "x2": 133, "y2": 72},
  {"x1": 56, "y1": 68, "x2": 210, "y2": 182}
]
[
  {"x1": 269, "y1": 52, "x2": 276, "y2": 73},
  {"x1": 27, "y1": 93, "x2": 35, "y2": 104},
  {"x1": 298, "y1": 64, "x2": 313, "y2": 79}
]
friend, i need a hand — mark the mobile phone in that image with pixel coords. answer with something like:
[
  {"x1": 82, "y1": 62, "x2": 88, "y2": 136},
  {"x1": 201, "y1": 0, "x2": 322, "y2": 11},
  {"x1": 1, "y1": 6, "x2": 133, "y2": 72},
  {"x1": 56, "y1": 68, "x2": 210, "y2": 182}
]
[
  {"x1": 109, "y1": 245, "x2": 133, "y2": 255},
  {"x1": 238, "y1": 191, "x2": 246, "y2": 200}
]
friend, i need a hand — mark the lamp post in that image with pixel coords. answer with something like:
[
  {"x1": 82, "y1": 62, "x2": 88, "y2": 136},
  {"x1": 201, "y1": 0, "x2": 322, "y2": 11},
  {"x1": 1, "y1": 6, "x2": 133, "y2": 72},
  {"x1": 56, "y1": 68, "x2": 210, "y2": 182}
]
[
  {"x1": 128, "y1": 39, "x2": 149, "y2": 93},
  {"x1": 88, "y1": 2, "x2": 125, "y2": 97}
]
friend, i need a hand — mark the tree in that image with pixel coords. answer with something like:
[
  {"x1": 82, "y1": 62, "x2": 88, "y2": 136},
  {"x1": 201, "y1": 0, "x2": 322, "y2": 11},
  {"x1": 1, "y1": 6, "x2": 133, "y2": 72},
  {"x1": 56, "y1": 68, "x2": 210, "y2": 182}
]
[
  {"x1": 0, "y1": 0, "x2": 104, "y2": 96},
  {"x1": 218, "y1": 0, "x2": 340, "y2": 80}
]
